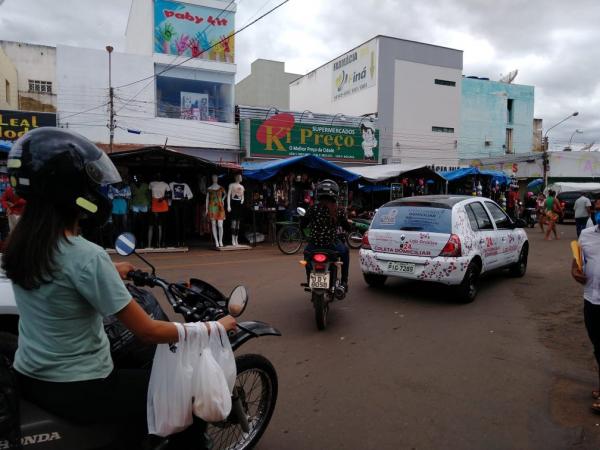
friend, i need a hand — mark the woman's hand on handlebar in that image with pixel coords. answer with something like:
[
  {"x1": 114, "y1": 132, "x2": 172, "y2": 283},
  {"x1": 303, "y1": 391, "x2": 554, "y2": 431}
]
[
  {"x1": 218, "y1": 315, "x2": 237, "y2": 332},
  {"x1": 114, "y1": 262, "x2": 136, "y2": 280}
]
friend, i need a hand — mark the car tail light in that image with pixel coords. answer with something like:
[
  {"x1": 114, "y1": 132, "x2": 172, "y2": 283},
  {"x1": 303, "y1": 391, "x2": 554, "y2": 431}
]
[
  {"x1": 313, "y1": 253, "x2": 328, "y2": 263},
  {"x1": 362, "y1": 231, "x2": 372, "y2": 250},
  {"x1": 440, "y1": 234, "x2": 462, "y2": 257}
]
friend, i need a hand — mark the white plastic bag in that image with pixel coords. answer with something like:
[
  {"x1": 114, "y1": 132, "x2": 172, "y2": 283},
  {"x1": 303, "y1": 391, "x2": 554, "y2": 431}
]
[
  {"x1": 207, "y1": 321, "x2": 237, "y2": 393},
  {"x1": 147, "y1": 322, "x2": 194, "y2": 437},
  {"x1": 191, "y1": 322, "x2": 232, "y2": 422},
  {"x1": 587, "y1": 217, "x2": 595, "y2": 229}
]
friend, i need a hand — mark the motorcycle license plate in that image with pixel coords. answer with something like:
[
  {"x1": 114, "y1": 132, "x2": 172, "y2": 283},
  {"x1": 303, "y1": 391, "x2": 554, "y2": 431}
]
[
  {"x1": 387, "y1": 262, "x2": 415, "y2": 273},
  {"x1": 309, "y1": 273, "x2": 330, "y2": 289}
]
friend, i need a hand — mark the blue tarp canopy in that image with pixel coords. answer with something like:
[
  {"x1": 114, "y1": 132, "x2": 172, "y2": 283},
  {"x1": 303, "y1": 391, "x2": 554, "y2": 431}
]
[
  {"x1": 242, "y1": 155, "x2": 360, "y2": 182},
  {"x1": 440, "y1": 167, "x2": 510, "y2": 185},
  {"x1": 0, "y1": 140, "x2": 12, "y2": 153},
  {"x1": 359, "y1": 184, "x2": 391, "y2": 193}
]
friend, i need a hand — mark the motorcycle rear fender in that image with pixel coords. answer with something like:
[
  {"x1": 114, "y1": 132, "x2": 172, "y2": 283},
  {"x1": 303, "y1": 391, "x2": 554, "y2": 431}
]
[{"x1": 230, "y1": 321, "x2": 281, "y2": 351}]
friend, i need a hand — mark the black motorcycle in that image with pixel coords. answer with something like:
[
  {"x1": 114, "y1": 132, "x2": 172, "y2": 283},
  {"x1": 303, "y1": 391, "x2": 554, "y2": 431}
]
[
  {"x1": 0, "y1": 233, "x2": 281, "y2": 450},
  {"x1": 522, "y1": 207, "x2": 537, "y2": 228}
]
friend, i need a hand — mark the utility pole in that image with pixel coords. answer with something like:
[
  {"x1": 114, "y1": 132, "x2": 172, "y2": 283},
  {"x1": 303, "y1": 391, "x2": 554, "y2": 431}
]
[
  {"x1": 543, "y1": 136, "x2": 549, "y2": 188},
  {"x1": 106, "y1": 45, "x2": 115, "y2": 153}
]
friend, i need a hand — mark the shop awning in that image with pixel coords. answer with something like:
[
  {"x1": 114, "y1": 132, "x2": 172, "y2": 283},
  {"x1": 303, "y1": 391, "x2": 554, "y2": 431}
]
[
  {"x1": 440, "y1": 167, "x2": 510, "y2": 185},
  {"x1": 350, "y1": 163, "x2": 444, "y2": 183},
  {"x1": 242, "y1": 155, "x2": 360, "y2": 182}
]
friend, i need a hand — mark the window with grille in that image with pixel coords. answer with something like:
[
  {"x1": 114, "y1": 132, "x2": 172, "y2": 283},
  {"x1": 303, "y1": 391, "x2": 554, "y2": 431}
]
[
  {"x1": 28, "y1": 80, "x2": 52, "y2": 93},
  {"x1": 432, "y1": 126, "x2": 454, "y2": 133}
]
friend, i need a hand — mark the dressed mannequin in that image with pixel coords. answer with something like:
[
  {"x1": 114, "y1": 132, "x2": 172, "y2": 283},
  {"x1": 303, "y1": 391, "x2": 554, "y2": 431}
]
[
  {"x1": 206, "y1": 174, "x2": 226, "y2": 247},
  {"x1": 108, "y1": 180, "x2": 131, "y2": 241},
  {"x1": 169, "y1": 174, "x2": 193, "y2": 247},
  {"x1": 130, "y1": 174, "x2": 150, "y2": 248},
  {"x1": 149, "y1": 173, "x2": 171, "y2": 248},
  {"x1": 227, "y1": 174, "x2": 245, "y2": 246}
]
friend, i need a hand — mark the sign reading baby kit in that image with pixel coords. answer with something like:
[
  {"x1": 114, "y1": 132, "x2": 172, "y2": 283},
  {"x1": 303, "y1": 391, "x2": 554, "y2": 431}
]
[
  {"x1": 0, "y1": 110, "x2": 56, "y2": 141},
  {"x1": 244, "y1": 113, "x2": 379, "y2": 163}
]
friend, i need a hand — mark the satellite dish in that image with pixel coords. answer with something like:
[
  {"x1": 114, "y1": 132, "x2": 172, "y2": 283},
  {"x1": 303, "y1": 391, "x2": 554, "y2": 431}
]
[{"x1": 499, "y1": 69, "x2": 518, "y2": 84}]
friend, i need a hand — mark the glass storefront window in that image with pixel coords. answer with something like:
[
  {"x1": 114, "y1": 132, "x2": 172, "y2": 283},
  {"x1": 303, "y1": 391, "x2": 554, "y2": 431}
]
[{"x1": 156, "y1": 74, "x2": 233, "y2": 123}]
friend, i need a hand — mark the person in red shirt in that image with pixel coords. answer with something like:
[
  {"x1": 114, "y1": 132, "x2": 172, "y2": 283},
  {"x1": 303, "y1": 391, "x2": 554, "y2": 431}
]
[
  {"x1": 506, "y1": 187, "x2": 520, "y2": 219},
  {"x1": 1, "y1": 185, "x2": 26, "y2": 231}
]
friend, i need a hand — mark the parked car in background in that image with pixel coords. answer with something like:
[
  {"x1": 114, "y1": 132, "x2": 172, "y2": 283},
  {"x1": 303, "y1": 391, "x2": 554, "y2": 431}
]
[
  {"x1": 556, "y1": 190, "x2": 600, "y2": 223},
  {"x1": 359, "y1": 196, "x2": 529, "y2": 303}
]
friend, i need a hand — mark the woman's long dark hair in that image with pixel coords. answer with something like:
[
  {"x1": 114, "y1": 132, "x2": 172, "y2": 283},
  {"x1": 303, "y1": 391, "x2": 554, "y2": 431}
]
[{"x1": 2, "y1": 197, "x2": 78, "y2": 290}]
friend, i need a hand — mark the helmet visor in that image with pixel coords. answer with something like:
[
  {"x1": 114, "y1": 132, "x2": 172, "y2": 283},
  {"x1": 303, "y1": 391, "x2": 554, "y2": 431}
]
[{"x1": 85, "y1": 152, "x2": 121, "y2": 186}]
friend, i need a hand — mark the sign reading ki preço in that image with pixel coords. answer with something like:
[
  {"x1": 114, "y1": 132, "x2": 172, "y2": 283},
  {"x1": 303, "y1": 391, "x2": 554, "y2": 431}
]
[
  {"x1": 0, "y1": 110, "x2": 56, "y2": 141},
  {"x1": 247, "y1": 113, "x2": 379, "y2": 162}
]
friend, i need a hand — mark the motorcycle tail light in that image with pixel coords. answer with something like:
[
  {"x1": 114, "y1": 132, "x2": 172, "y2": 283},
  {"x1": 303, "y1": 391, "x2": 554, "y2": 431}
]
[
  {"x1": 313, "y1": 253, "x2": 328, "y2": 263},
  {"x1": 439, "y1": 234, "x2": 462, "y2": 257},
  {"x1": 362, "y1": 231, "x2": 372, "y2": 250}
]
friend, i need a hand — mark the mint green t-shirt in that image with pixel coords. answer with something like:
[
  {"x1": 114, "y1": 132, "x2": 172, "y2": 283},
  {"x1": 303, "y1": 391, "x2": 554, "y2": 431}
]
[{"x1": 13, "y1": 236, "x2": 132, "y2": 382}]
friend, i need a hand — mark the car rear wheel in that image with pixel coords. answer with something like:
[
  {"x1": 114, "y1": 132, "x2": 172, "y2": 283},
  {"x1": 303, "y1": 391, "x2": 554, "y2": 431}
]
[
  {"x1": 363, "y1": 273, "x2": 387, "y2": 288},
  {"x1": 455, "y1": 262, "x2": 480, "y2": 303}
]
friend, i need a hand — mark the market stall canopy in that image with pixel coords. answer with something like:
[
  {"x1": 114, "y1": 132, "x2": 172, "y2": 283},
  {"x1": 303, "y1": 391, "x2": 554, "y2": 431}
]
[
  {"x1": 242, "y1": 155, "x2": 360, "y2": 182},
  {"x1": 109, "y1": 146, "x2": 238, "y2": 172},
  {"x1": 440, "y1": 167, "x2": 510, "y2": 185},
  {"x1": 349, "y1": 163, "x2": 444, "y2": 183},
  {"x1": 546, "y1": 182, "x2": 600, "y2": 194}
]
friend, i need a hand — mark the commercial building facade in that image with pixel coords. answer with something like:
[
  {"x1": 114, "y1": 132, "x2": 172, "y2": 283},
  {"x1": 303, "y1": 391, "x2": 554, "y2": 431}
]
[
  {"x1": 236, "y1": 59, "x2": 302, "y2": 110},
  {"x1": 459, "y1": 76, "x2": 535, "y2": 159},
  {"x1": 290, "y1": 36, "x2": 463, "y2": 166}
]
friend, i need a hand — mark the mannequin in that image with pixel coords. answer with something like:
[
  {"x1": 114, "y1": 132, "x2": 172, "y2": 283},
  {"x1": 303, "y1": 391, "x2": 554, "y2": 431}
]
[
  {"x1": 149, "y1": 173, "x2": 171, "y2": 248},
  {"x1": 227, "y1": 174, "x2": 245, "y2": 246},
  {"x1": 130, "y1": 174, "x2": 150, "y2": 248},
  {"x1": 169, "y1": 174, "x2": 193, "y2": 247},
  {"x1": 108, "y1": 180, "x2": 131, "y2": 241},
  {"x1": 206, "y1": 174, "x2": 226, "y2": 247}
]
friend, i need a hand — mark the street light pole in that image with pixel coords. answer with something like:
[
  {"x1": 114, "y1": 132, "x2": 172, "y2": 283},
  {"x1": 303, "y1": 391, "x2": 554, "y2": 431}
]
[
  {"x1": 567, "y1": 129, "x2": 583, "y2": 149},
  {"x1": 106, "y1": 45, "x2": 115, "y2": 154},
  {"x1": 543, "y1": 111, "x2": 579, "y2": 187}
]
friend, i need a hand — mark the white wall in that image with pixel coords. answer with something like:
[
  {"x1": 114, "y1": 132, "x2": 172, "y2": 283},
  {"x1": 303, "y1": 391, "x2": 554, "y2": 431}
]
[
  {"x1": 0, "y1": 46, "x2": 18, "y2": 109},
  {"x1": 57, "y1": 45, "x2": 238, "y2": 150},
  {"x1": 290, "y1": 39, "x2": 378, "y2": 116},
  {"x1": 392, "y1": 60, "x2": 461, "y2": 165},
  {"x1": 236, "y1": 59, "x2": 301, "y2": 109}
]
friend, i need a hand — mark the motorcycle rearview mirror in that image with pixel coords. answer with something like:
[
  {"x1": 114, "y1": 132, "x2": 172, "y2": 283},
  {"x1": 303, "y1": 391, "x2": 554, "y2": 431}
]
[
  {"x1": 297, "y1": 207, "x2": 306, "y2": 217},
  {"x1": 228, "y1": 286, "x2": 249, "y2": 317},
  {"x1": 114, "y1": 232, "x2": 156, "y2": 276}
]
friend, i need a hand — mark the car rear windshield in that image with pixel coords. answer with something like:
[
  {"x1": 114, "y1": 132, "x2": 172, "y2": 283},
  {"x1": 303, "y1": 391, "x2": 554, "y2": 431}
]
[{"x1": 371, "y1": 204, "x2": 452, "y2": 233}]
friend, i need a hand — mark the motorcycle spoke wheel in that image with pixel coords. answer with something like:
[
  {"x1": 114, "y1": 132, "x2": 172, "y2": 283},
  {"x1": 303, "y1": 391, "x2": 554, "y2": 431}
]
[
  {"x1": 207, "y1": 355, "x2": 277, "y2": 450},
  {"x1": 277, "y1": 226, "x2": 303, "y2": 255}
]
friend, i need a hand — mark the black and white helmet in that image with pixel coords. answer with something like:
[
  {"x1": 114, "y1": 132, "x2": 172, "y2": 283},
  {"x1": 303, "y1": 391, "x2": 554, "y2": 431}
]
[{"x1": 316, "y1": 179, "x2": 339, "y2": 202}]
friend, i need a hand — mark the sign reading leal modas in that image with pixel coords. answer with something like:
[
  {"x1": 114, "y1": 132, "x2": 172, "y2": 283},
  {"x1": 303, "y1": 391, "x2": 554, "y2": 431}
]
[
  {"x1": 0, "y1": 110, "x2": 56, "y2": 141},
  {"x1": 332, "y1": 41, "x2": 377, "y2": 102},
  {"x1": 246, "y1": 113, "x2": 379, "y2": 162},
  {"x1": 154, "y1": 0, "x2": 235, "y2": 63}
]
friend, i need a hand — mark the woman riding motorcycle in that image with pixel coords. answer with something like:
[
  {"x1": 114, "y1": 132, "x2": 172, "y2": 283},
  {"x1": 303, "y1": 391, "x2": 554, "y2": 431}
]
[
  {"x1": 2, "y1": 128, "x2": 236, "y2": 449},
  {"x1": 301, "y1": 179, "x2": 351, "y2": 291}
]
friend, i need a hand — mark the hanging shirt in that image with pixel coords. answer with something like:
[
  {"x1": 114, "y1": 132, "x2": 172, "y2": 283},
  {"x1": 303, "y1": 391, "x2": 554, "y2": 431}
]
[
  {"x1": 149, "y1": 181, "x2": 171, "y2": 213},
  {"x1": 169, "y1": 182, "x2": 194, "y2": 201},
  {"x1": 108, "y1": 185, "x2": 131, "y2": 216},
  {"x1": 131, "y1": 182, "x2": 150, "y2": 208}
]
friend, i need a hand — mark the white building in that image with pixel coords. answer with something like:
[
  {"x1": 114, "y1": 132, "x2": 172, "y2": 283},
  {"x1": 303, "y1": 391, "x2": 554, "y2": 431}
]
[
  {"x1": 57, "y1": 0, "x2": 239, "y2": 162},
  {"x1": 236, "y1": 59, "x2": 302, "y2": 110},
  {"x1": 0, "y1": 41, "x2": 56, "y2": 112},
  {"x1": 290, "y1": 36, "x2": 463, "y2": 166}
]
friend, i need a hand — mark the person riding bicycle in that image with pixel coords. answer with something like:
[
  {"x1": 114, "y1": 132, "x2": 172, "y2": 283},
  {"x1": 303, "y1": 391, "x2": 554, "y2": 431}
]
[
  {"x1": 2, "y1": 128, "x2": 236, "y2": 449},
  {"x1": 301, "y1": 179, "x2": 351, "y2": 292}
]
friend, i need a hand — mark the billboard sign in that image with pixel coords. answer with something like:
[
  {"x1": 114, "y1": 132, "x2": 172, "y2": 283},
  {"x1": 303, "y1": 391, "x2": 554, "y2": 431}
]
[
  {"x1": 245, "y1": 113, "x2": 379, "y2": 162},
  {"x1": 0, "y1": 110, "x2": 56, "y2": 142},
  {"x1": 331, "y1": 40, "x2": 377, "y2": 102},
  {"x1": 154, "y1": 0, "x2": 235, "y2": 62}
]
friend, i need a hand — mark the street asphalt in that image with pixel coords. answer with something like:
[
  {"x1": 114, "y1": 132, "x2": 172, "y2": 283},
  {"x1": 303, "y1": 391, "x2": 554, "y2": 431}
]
[{"x1": 117, "y1": 222, "x2": 600, "y2": 450}]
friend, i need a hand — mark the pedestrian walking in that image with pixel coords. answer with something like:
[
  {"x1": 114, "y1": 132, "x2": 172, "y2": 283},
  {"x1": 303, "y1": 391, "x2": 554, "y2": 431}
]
[
  {"x1": 1, "y1": 185, "x2": 26, "y2": 231},
  {"x1": 572, "y1": 198, "x2": 600, "y2": 412},
  {"x1": 536, "y1": 192, "x2": 546, "y2": 233},
  {"x1": 574, "y1": 193, "x2": 592, "y2": 237},
  {"x1": 544, "y1": 190, "x2": 562, "y2": 240}
]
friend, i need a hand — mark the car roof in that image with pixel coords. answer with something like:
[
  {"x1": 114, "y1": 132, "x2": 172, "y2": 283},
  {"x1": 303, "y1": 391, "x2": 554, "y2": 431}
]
[{"x1": 383, "y1": 195, "x2": 473, "y2": 209}]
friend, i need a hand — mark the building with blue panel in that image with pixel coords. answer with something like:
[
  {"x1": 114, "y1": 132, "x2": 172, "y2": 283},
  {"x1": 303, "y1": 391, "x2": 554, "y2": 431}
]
[{"x1": 459, "y1": 77, "x2": 534, "y2": 160}]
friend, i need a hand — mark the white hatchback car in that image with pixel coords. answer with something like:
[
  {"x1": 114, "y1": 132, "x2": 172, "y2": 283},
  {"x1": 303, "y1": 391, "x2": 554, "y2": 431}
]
[{"x1": 359, "y1": 195, "x2": 528, "y2": 302}]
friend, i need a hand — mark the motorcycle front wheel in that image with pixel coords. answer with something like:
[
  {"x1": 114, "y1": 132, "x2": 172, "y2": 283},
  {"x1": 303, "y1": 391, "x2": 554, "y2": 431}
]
[
  {"x1": 277, "y1": 225, "x2": 303, "y2": 255},
  {"x1": 206, "y1": 354, "x2": 278, "y2": 450}
]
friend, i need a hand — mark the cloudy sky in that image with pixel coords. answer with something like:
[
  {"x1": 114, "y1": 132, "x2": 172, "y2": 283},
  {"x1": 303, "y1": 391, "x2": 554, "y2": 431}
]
[{"x1": 0, "y1": 0, "x2": 598, "y2": 150}]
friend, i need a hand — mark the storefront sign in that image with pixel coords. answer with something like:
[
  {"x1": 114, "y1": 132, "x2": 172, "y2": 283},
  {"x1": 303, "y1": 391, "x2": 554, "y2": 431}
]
[
  {"x1": 154, "y1": 0, "x2": 235, "y2": 62},
  {"x1": 0, "y1": 110, "x2": 56, "y2": 141},
  {"x1": 246, "y1": 113, "x2": 379, "y2": 162},
  {"x1": 332, "y1": 41, "x2": 377, "y2": 102}
]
